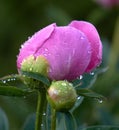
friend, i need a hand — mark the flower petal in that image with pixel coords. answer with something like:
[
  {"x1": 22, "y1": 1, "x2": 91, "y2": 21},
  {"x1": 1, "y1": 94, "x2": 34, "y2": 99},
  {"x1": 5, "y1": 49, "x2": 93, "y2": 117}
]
[
  {"x1": 17, "y1": 23, "x2": 56, "y2": 70},
  {"x1": 37, "y1": 26, "x2": 91, "y2": 80},
  {"x1": 69, "y1": 20, "x2": 102, "y2": 72}
]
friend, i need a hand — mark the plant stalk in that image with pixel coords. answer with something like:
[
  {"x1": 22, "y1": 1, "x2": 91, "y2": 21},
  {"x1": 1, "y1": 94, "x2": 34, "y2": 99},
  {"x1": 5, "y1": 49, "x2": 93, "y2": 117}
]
[
  {"x1": 35, "y1": 90, "x2": 46, "y2": 130},
  {"x1": 51, "y1": 108, "x2": 56, "y2": 130}
]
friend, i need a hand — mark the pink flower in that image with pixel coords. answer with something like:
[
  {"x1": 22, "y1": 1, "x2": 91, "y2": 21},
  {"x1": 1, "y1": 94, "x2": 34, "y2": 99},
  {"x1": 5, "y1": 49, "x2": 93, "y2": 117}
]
[
  {"x1": 17, "y1": 21, "x2": 102, "y2": 81},
  {"x1": 95, "y1": 0, "x2": 119, "y2": 8}
]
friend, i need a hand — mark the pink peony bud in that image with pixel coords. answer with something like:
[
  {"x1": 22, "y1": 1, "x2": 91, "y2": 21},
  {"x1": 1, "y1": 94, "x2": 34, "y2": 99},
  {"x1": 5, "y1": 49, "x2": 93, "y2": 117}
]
[
  {"x1": 69, "y1": 20, "x2": 102, "y2": 72},
  {"x1": 17, "y1": 21, "x2": 102, "y2": 81},
  {"x1": 94, "y1": 0, "x2": 119, "y2": 8},
  {"x1": 47, "y1": 80, "x2": 77, "y2": 111}
]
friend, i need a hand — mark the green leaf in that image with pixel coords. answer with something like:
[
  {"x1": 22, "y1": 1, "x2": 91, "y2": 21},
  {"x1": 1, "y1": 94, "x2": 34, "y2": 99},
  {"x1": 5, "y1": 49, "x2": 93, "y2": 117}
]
[
  {"x1": 22, "y1": 114, "x2": 35, "y2": 130},
  {"x1": 83, "y1": 125, "x2": 119, "y2": 130},
  {"x1": 0, "y1": 74, "x2": 27, "y2": 88},
  {"x1": 21, "y1": 71, "x2": 50, "y2": 87},
  {"x1": 63, "y1": 112, "x2": 77, "y2": 130},
  {"x1": 0, "y1": 108, "x2": 9, "y2": 130},
  {"x1": 71, "y1": 67, "x2": 107, "y2": 112},
  {"x1": 77, "y1": 88, "x2": 106, "y2": 101},
  {"x1": 73, "y1": 67, "x2": 108, "y2": 89},
  {"x1": 57, "y1": 112, "x2": 77, "y2": 130},
  {"x1": 0, "y1": 86, "x2": 31, "y2": 97},
  {"x1": 0, "y1": 74, "x2": 33, "y2": 97}
]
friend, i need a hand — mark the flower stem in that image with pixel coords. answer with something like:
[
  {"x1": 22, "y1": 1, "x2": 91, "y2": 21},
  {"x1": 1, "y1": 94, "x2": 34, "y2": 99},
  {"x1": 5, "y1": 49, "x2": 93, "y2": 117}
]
[
  {"x1": 35, "y1": 90, "x2": 46, "y2": 130},
  {"x1": 51, "y1": 108, "x2": 56, "y2": 130}
]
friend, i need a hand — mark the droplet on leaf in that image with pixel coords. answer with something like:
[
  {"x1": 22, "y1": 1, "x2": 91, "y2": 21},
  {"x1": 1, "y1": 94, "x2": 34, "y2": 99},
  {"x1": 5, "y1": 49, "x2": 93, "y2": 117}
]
[{"x1": 80, "y1": 75, "x2": 83, "y2": 80}]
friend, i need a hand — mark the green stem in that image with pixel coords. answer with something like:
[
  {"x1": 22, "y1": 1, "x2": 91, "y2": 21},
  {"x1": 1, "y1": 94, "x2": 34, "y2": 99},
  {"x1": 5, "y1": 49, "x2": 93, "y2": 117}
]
[
  {"x1": 35, "y1": 90, "x2": 46, "y2": 130},
  {"x1": 51, "y1": 108, "x2": 56, "y2": 130}
]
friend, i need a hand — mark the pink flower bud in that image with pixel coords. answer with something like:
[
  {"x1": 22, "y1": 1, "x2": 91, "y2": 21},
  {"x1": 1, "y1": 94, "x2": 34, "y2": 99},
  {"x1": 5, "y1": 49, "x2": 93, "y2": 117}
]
[
  {"x1": 47, "y1": 80, "x2": 77, "y2": 111},
  {"x1": 17, "y1": 21, "x2": 102, "y2": 81}
]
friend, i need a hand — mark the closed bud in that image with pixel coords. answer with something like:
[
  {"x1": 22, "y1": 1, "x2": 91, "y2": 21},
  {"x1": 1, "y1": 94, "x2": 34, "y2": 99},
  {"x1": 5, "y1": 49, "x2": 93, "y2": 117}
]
[{"x1": 47, "y1": 80, "x2": 77, "y2": 111}]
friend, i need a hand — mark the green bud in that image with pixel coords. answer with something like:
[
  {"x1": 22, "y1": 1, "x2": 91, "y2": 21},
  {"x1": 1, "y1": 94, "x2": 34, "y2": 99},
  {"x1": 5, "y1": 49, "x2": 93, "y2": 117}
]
[
  {"x1": 20, "y1": 55, "x2": 49, "y2": 89},
  {"x1": 47, "y1": 80, "x2": 77, "y2": 111},
  {"x1": 21, "y1": 55, "x2": 49, "y2": 76}
]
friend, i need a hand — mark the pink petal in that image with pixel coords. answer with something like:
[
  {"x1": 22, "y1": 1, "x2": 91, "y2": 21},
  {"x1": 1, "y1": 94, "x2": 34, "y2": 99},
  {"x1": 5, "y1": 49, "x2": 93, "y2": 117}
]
[
  {"x1": 69, "y1": 20, "x2": 102, "y2": 72},
  {"x1": 37, "y1": 26, "x2": 91, "y2": 80},
  {"x1": 17, "y1": 23, "x2": 56, "y2": 69}
]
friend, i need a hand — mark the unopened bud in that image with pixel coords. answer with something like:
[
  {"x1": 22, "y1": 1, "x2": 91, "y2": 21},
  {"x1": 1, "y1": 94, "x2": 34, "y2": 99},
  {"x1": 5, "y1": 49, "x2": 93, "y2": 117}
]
[{"x1": 47, "y1": 80, "x2": 77, "y2": 111}]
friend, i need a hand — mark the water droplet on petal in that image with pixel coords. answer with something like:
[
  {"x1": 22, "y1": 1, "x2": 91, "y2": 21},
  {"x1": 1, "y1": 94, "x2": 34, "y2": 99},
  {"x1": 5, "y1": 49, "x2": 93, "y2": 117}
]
[
  {"x1": 88, "y1": 50, "x2": 91, "y2": 54},
  {"x1": 44, "y1": 54, "x2": 47, "y2": 57},
  {"x1": 21, "y1": 44, "x2": 24, "y2": 48},
  {"x1": 80, "y1": 36, "x2": 84, "y2": 40},
  {"x1": 45, "y1": 48, "x2": 48, "y2": 52}
]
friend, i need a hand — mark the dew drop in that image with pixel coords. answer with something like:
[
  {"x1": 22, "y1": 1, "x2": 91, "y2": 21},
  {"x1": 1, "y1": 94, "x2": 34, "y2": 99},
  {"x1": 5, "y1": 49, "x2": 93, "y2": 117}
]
[
  {"x1": 45, "y1": 48, "x2": 48, "y2": 52},
  {"x1": 95, "y1": 98, "x2": 103, "y2": 104},
  {"x1": 44, "y1": 54, "x2": 47, "y2": 57},
  {"x1": 61, "y1": 82, "x2": 67, "y2": 86},
  {"x1": 88, "y1": 50, "x2": 91, "y2": 54},
  {"x1": 29, "y1": 68, "x2": 32, "y2": 71},
  {"x1": 21, "y1": 44, "x2": 24, "y2": 48},
  {"x1": 28, "y1": 36, "x2": 31, "y2": 40},
  {"x1": 90, "y1": 72, "x2": 94, "y2": 75},
  {"x1": 41, "y1": 124, "x2": 43, "y2": 127},
  {"x1": 2, "y1": 80, "x2": 6, "y2": 84},
  {"x1": 80, "y1": 75, "x2": 83, "y2": 80},
  {"x1": 13, "y1": 78, "x2": 16, "y2": 81},
  {"x1": 80, "y1": 36, "x2": 84, "y2": 40},
  {"x1": 98, "y1": 99, "x2": 103, "y2": 104},
  {"x1": 77, "y1": 96, "x2": 81, "y2": 100},
  {"x1": 7, "y1": 79, "x2": 11, "y2": 82},
  {"x1": 43, "y1": 113, "x2": 46, "y2": 116}
]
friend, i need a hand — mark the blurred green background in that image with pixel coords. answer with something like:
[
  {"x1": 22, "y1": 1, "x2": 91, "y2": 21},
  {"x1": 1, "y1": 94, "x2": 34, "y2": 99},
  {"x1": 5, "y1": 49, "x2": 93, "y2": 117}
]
[{"x1": 0, "y1": 0, "x2": 119, "y2": 130}]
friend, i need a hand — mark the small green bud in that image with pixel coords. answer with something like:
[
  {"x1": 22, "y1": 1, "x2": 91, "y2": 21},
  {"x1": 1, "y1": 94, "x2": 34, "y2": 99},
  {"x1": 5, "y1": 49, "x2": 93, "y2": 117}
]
[
  {"x1": 20, "y1": 55, "x2": 49, "y2": 89},
  {"x1": 47, "y1": 80, "x2": 77, "y2": 111},
  {"x1": 21, "y1": 55, "x2": 49, "y2": 76}
]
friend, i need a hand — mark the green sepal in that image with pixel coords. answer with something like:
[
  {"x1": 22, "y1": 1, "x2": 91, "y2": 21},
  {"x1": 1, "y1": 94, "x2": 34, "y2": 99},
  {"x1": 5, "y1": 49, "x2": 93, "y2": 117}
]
[{"x1": 21, "y1": 71, "x2": 51, "y2": 87}]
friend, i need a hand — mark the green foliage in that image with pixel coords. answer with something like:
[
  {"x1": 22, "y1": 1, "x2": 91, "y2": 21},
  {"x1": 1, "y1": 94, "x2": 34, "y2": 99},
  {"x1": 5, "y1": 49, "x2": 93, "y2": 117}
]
[
  {"x1": 83, "y1": 126, "x2": 119, "y2": 130},
  {"x1": 22, "y1": 114, "x2": 35, "y2": 130},
  {"x1": 0, "y1": 108, "x2": 9, "y2": 130}
]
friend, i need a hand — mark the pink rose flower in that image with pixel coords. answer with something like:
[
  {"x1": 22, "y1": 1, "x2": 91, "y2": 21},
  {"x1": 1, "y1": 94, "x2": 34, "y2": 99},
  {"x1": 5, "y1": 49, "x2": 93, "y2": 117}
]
[
  {"x1": 95, "y1": 0, "x2": 119, "y2": 8},
  {"x1": 17, "y1": 20, "x2": 102, "y2": 81}
]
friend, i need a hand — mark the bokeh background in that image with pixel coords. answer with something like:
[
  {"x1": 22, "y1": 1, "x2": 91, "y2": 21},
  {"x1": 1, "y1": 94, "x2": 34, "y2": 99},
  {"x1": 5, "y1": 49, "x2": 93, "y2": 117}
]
[{"x1": 0, "y1": 0, "x2": 119, "y2": 130}]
